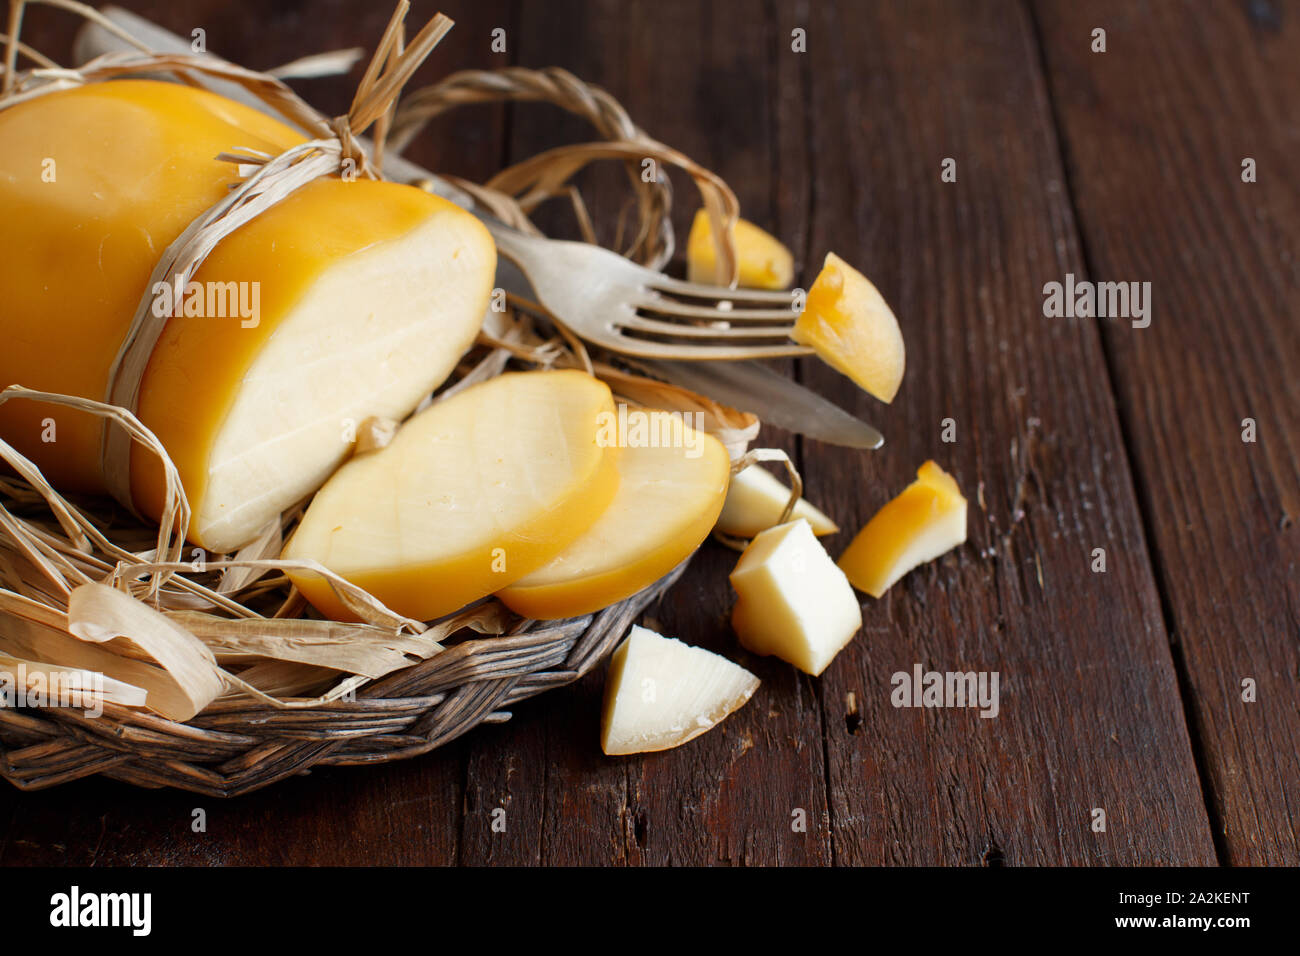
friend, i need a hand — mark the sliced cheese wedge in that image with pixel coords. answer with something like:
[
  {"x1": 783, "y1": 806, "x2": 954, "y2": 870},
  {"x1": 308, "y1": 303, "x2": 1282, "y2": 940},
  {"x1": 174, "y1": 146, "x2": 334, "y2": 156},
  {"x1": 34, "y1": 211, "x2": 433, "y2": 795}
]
[
  {"x1": 791, "y1": 252, "x2": 905, "y2": 404},
  {"x1": 686, "y1": 209, "x2": 794, "y2": 289},
  {"x1": 837, "y1": 460, "x2": 967, "y2": 598},
  {"x1": 601, "y1": 625, "x2": 759, "y2": 755},
  {"x1": 283, "y1": 371, "x2": 620, "y2": 621},
  {"x1": 498, "y1": 411, "x2": 730, "y2": 619},
  {"x1": 715, "y1": 464, "x2": 839, "y2": 538},
  {"x1": 730, "y1": 519, "x2": 862, "y2": 676},
  {"x1": 0, "y1": 79, "x2": 495, "y2": 552}
]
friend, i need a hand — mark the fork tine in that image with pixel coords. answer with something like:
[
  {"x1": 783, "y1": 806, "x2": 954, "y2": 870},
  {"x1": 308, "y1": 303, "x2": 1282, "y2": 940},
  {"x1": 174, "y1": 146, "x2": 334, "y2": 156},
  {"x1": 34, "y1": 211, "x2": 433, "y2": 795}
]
[
  {"x1": 632, "y1": 293, "x2": 797, "y2": 323},
  {"x1": 645, "y1": 273, "x2": 801, "y2": 305},
  {"x1": 608, "y1": 338, "x2": 815, "y2": 360},
  {"x1": 617, "y1": 313, "x2": 795, "y2": 340}
]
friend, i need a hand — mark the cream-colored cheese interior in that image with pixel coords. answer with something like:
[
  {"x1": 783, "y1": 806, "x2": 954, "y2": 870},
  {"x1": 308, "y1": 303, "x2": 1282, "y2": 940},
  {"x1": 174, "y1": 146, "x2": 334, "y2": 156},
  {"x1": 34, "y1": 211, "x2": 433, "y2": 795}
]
[
  {"x1": 715, "y1": 464, "x2": 838, "y2": 539},
  {"x1": 512, "y1": 417, "x2": 728, "y2": 586},
  {"x1": 197, "y1": 213, "x2": 494, "y2": 552},
  {"x1": 282, "y1": 370, "x2": 613, "y2": 574},
  {"x1": 730, "y1": 519, "x2": 862, "y2": 676},
  {"x1": 601, "y1": 625, "x2": 759, "y2": 755}
]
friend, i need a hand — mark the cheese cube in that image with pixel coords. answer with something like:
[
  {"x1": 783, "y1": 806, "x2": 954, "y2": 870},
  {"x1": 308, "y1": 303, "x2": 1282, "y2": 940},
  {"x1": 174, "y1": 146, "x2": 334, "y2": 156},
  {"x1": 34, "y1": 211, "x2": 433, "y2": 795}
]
[{"x1": 729, "y1": 519, "x2": 863, "y2": 676}]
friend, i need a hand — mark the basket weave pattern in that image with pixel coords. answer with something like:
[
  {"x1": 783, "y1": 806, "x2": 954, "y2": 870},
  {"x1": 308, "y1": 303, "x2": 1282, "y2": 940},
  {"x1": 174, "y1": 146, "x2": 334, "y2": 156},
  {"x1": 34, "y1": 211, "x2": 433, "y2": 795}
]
[{"x1": 0, "y1": 564, "x2": 686, "y2": 796}]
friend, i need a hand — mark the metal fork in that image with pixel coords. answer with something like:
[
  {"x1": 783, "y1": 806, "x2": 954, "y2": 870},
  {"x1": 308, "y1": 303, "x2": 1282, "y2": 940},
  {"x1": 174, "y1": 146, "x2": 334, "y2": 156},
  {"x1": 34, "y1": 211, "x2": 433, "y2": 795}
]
[{"x1": 484, "y1": 220, "x2": 815, "y2": 361}]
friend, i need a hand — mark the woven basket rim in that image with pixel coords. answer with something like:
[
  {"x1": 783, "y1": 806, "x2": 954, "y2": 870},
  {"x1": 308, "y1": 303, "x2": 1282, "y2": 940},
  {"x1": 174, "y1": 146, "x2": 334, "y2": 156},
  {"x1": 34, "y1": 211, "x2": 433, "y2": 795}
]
[{"x1": 0, "y1": 561, "x2": 690, "y2": 796}]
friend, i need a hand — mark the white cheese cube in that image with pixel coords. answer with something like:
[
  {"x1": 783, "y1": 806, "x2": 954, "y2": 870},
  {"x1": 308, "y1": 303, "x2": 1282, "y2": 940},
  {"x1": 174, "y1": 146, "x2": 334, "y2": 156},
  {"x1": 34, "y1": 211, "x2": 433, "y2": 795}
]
[{"x1": 729, "y1": 518, "x2": 863, "y2": 676}]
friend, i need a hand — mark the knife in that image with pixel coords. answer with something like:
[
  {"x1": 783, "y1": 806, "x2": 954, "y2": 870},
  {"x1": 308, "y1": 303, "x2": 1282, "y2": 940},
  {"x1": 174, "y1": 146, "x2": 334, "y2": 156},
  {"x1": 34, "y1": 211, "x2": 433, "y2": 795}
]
[{"x1": 637, "y1": 359, "x2": 884, "y2": 450}]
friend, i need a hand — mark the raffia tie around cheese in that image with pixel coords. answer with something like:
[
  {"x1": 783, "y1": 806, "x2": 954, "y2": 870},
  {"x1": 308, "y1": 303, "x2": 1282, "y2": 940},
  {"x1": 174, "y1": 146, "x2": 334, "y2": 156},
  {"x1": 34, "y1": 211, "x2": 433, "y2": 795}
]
[
  {"x1": 601, "y1": 625, "x2": 759, "y2": 755},
  {"x1": 282, "y1": 370, "x2": 622, "y2": 622},
  {"x1": 837, "y1": 460, "x2": 968, "y2": 598},
  {"x1": 0, "y1": 79, "x2": 496, "y2": 553},
  {"x1": 497, "y1": 409, "x2": 731, "y2": 619}
]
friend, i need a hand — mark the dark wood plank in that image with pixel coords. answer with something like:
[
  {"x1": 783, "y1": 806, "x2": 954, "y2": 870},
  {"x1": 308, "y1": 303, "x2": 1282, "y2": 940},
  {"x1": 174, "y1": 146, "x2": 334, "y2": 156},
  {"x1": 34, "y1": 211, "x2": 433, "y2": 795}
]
[
  {"x1": 454, "y1": 0, "x2": 833, "y2": 867},
  {"x1": 3, "y1": 0, "x2": 1261, "y2": 868},
  {"x1": 0, "y1": 0, "x2": 518, "y2": 867},
  {"x1": 0, "y1": 764, "x2": 463, "y2": 866},
  {"x1": 795, "y1": 0, "x2": 1217, "y2": 864},
  {"x1": 1033, "y1": 0, "x2": 1300, "y2": 865}
]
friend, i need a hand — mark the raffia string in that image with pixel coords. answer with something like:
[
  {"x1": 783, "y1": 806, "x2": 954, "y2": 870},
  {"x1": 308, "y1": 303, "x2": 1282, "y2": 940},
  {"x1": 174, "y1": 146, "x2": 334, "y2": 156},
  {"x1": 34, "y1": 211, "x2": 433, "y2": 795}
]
[{"x1": 388, "y1": 66, "x2": 741, "y2": 279}]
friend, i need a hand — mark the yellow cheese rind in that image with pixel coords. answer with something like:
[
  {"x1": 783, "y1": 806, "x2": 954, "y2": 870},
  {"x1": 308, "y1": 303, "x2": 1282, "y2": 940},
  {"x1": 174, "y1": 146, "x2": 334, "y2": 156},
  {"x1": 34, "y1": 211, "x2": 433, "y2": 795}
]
[
  {"x1": 282, "y1": 371, "x2": 621, "y2": 622},
  {"x1": 0, "y1": 80, "x2": 301, "y2": 495},
  {"x1": 791, "y1": 252, "x2": 905, "y2": 403},
  {"x1": 837, "y1": 460, "x2": 967, "y2": 598},
  {"x1": 686, "y1": 210, "x2": 794, "y2": 289},
  {"x1": 498, "y1": 413, "x2": 730, "y2": 619}
]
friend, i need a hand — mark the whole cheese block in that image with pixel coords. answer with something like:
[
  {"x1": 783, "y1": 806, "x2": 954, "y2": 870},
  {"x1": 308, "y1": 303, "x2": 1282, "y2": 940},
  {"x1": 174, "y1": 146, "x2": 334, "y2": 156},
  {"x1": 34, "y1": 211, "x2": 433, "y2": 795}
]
[
  {"x1": 0, "y1": 79, "x2": 496, "y2": 552},
  {"x1": 282, "y1": 370, "x2": 622, "y2": 622}
]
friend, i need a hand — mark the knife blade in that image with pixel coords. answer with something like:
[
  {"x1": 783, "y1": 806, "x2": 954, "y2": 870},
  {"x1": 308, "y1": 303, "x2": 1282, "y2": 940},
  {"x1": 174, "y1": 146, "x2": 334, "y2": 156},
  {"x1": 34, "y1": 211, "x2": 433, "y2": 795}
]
[{"x1": 638, "y1": 359, "x2": 884, "y2": 450}]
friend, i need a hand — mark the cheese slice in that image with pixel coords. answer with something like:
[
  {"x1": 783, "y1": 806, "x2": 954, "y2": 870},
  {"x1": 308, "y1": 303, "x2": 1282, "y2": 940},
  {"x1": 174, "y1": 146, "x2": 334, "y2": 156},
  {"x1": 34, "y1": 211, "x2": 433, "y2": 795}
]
[
  {"x1": 0, "y1": 79, "x2": 495, "y2": 552},
  {"x1": 498, "y1": 410, "x2": 730, "y2": 619},
  {"x1": 715, "y1": 464, "x2": 839, "y2": 538},
  {"x1": 837, "y1": 460, "x2": 967, "y2": 598},
  {"x1": 791, "y1": 252, "x2": 905, "y2": 403},
  {"x1": 686, "y1": 209, "x2": 794, "y2": 289},
  {"x1": 282, "y1": 370, "x2": 620, "y2": 622},
  {"x1": 601, "y1": 625, "x2": 759, "y2": 755}
]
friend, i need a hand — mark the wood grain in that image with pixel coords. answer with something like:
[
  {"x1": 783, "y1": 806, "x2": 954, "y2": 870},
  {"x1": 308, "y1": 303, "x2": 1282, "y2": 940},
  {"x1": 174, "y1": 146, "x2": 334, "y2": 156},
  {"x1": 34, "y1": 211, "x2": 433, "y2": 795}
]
[
  {"x1": 1, "y1": 0, "x2": 1289, "y2": 867},
  {"x1": 1033, "y1": 0, "x2": 1300, "y2": 864},
  {"x1": 796, "y1": 0, "x2": 1215, "y2": 864}
]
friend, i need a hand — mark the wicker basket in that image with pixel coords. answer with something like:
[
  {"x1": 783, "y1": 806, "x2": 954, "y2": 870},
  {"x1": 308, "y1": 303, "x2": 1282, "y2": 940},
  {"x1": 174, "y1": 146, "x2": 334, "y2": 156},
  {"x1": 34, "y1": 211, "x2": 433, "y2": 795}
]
[
  {"x1": 0, "y1": 564, "x2": 687, "y2": 797},
  {"x1": 0, "y1": 4, "x2": 750, "y2": 798}
]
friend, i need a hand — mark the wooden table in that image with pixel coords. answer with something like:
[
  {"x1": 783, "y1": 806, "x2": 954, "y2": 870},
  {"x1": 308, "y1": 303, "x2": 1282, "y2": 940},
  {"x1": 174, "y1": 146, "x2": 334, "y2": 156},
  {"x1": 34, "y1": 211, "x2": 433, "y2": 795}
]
[{"x1": 2, "y1": 0, "x2": 1296, "y2": 867}]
